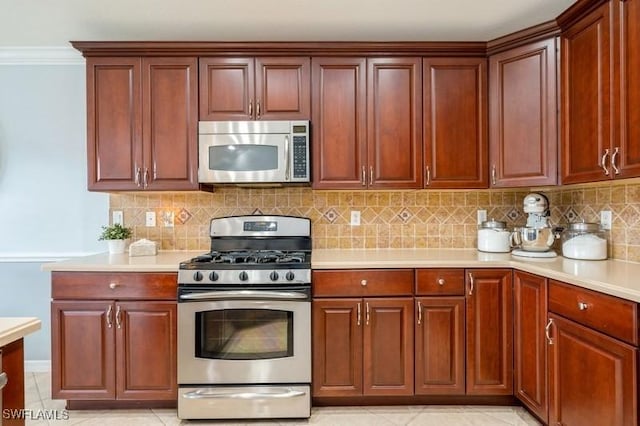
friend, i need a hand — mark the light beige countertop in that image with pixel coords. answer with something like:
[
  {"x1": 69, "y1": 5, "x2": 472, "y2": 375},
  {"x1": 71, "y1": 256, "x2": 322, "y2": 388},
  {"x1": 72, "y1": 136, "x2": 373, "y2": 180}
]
[
  {"x1": 42, "y1": 249, "x2": 640, "y2": 303},
  {"x1": 0, "y1": 317, "x2": 41, "y2": 348}
]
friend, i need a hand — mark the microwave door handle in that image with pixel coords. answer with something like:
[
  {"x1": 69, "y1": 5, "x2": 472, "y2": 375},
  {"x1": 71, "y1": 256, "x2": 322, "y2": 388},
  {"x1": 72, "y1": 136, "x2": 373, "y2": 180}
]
[
  {"x1": 284, "y1": 135, "x2": 291, "y2": 181},
  {"x1": 179, "y1": 290, "x2": 308, "y2": 301}
]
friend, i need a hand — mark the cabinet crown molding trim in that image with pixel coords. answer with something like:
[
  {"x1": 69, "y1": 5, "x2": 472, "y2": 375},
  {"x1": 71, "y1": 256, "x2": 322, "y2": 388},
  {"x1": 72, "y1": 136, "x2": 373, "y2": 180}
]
[
  {"x1": 556, "y1": 0, "x2": 609, "y2": 29},
  {"x1": 486, "y1": 20, "x2": 560, "y2": 55},
  {"x1": 0, "y1": 47, "x2": 84, "y2": 65}
]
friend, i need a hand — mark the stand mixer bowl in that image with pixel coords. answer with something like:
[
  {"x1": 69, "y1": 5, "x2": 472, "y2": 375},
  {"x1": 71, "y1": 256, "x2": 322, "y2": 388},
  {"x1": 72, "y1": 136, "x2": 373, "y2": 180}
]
[{"x1": 511, "y1": 227, "x2": 557, "y2": 252}]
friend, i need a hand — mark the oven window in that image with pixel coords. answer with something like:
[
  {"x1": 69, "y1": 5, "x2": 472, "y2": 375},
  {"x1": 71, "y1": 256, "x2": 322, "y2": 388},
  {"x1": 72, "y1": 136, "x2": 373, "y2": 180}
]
[
  {"x1": 195, "y1": 309, "x2": 293, "y2": 360},
  {"x1": 209, "y1": 145, "x2": 278, "y2": 172}
]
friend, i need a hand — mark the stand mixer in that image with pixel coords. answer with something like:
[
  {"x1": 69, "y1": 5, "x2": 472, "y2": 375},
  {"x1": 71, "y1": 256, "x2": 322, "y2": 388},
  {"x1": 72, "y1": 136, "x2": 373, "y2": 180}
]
[{"x1": 511, "y1": 192, "x2": 558, "y2": 258}]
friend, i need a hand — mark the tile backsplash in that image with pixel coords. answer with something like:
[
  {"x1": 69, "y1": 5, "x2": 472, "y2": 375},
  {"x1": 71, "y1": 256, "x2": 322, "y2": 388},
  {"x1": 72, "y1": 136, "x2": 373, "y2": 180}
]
[{"x1": 109, "y1": 179, "x2": 640, "y2": 263}]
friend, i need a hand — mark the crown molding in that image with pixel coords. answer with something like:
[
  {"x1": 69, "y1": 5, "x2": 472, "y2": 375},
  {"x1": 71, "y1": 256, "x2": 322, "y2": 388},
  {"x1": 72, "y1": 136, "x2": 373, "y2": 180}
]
[{"x1": 0, "y1": 47, "x2": 84, "y2": 65}]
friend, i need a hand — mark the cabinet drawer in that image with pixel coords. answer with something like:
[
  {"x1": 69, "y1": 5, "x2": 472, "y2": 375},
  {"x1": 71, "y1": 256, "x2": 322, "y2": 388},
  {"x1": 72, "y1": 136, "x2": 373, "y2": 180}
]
[
  {"x1": 549, "y1": 280, "x2": 638, "y2": 345},
  {"x1": 415, "y1": 269, "x2": 465, "y2": 295},
  {"x1": 52, "y1": 272, "x2": 177, "y2": 300},
  {"x1": 313, "y1": 269, "x2": 414, "y2": 297}
]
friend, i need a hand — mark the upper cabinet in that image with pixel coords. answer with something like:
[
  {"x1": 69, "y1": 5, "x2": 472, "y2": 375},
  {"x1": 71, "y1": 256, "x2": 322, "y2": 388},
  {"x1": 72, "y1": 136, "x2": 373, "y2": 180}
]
[
  {"x1": 423, "y1": 58, "x2": 488, "y2": 188},
  {"x1": 312, "y1": 57, "x2": 422, "y2": 189},
  {"x1": 199, "y1": 57, "x2": 310, "y2": 121},
  {"x1": 87, "y1": 57, "x2": 198, "y2": 191},
  {"x1": 560, "y1": 0, "x2": 640, "y2": 184},
  {"x1": 489, "y1": 38, "x2": 558, "y2": 187}
]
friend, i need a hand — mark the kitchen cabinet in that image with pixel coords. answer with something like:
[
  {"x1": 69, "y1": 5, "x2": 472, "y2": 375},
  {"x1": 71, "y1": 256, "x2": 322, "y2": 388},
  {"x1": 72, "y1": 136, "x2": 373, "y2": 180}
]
[
  {"x1": 489, "y1": 38, "x2": 558, "y2": 187},
  {"x1": 312, "y1": 270, "x2": 414, "y2": 397},
  {"x1": 86, "y1": 57, "x2": 198, "y2": 191},
  {"x1": 547, "y1": 279, "x2": 638, "y2": 426},
  {"x1": 513, "y1": 271, "x2": 548, "y2": 423},
  {"x1": 560, "y1": 0, "x2": 640, "y2": 183},
  {"x1": 51, "y1": 272, "x2": 177, "y2": 404},
  {"x1": 311, "y1": 57, "x2": 422, "y2": 189},
  {"x1": 414, "y1": 269, "x2": 465, "y2": 395},
  {"x1": 199, "y1": 57, "x2": 310, "y2": 121},
  {"x1": 465, "y1": 269, "x2": 513, "y2": 395},
  {"x1": 423, "y1": 58, "x2": 487, "y2": 188}
]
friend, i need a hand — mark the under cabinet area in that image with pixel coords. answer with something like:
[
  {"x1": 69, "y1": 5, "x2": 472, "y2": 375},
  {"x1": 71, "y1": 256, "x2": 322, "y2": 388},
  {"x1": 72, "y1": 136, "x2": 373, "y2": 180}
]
[{"x1": 50, "y1": 272, "x2": 177, "y2": 406}]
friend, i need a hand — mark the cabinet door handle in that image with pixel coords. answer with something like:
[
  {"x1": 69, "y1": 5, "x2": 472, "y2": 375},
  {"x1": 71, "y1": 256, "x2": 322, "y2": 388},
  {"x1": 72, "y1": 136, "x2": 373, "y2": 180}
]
[
  {"x1": 106, "y1": 305, "x2": 113, "y2": 328},
  {"x1": 0, "y1": 372, "x2": 7, "y2": 390},
  {"x1": 143, "y1": 168, "x2": 150, "y2": 188},
  {"x1": 437, "y1": 278, "x2": 445, "y2": 286},
  {"x1": 468, "y1": 272, "x2": 474, "y2": 296},
  {"x1": 134, "y1": 167, "x2": 142, "y2": 187},
  {"x1": 248, "y1": 99, "x2": 253, "y2": 117},
  {"x1": 115, "y1": 305, "x2": 122, "y2": 329},
  {"x1": 425, "y1": 166, "x2": 431, "y2": 186},
  {"x1": 601, "y1": 149, "x2": 610, "y2": 176},
  {"x1": 361, "y1": 166, "x2": 366, "y2": 186},
  {"x1": 578, "y1": 302, "x2": 589, "y2": 311},
  {"x1": 256, "y1": 100, "x2": 261, "y2": 118},
  {"x1": 153, "y1": 162, "x2": 157, "y2": 180},
  {"x1": 611, "y1": 147, "x2": 620, "y2": 175},
  {"x1": 357, "y1": 302, "x2": 361, "y2": 326},
  {"x1": 417, "y1": 301, "x2": 423, "y2": 325},
  {"x1": 545, "y1": 318, "x2": 554, "y2": 345},
  {"x1": 491, "y1": 164, "x2": 497, "y2": 185},
  {"x1": 369, "y1": 166, "x2": 374, "y2": 186},
  {"x1": 365, "y1": 302, "x2": 370, "y2": 325}
]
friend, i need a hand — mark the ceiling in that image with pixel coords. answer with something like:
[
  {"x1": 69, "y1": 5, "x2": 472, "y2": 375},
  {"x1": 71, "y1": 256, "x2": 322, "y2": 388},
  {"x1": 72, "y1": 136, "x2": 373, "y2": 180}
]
[{"x1": 2, "y1": 0, "x2": 577, "y2": 47}]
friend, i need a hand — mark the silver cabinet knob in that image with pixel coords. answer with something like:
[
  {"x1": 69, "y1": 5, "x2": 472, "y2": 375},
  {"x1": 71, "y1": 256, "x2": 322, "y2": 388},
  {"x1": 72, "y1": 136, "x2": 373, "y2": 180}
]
[
  {"x1": 109, "y1": 282, "x2": 118, "y2": 289},
  {"x1": 361, "y1": 279, "x2": 367, "y2": 287},
  {"x1": 578, "y1": 302, "x2": 588, "y2": 311},
  {"x1": 437, "y1": 278, "x2": 445, "y2": 286}
]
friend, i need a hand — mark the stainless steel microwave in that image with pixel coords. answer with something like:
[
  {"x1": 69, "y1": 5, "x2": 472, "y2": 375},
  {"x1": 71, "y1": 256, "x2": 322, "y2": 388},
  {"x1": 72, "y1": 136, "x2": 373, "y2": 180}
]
[{"x1": 198, "y1": 120, "x2": 310, "y2": 184}]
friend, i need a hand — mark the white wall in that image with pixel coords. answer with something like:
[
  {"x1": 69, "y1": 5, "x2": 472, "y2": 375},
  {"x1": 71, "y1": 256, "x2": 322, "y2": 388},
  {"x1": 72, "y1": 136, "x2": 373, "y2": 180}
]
[{"x1": 0, "y1": 53, "x2": 109, "y2": 363}]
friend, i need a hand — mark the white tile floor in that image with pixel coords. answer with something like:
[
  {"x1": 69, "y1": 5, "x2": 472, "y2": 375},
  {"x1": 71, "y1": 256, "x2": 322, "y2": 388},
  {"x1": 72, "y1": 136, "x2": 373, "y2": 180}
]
[{"x1": 24, "y1": 372, "x2": 542, "y2": 425}]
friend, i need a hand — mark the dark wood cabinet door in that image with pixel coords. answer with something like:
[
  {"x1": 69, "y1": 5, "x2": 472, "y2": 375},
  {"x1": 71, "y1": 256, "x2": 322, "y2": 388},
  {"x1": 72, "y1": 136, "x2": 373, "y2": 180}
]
[
  {"x1": 116, "y1": 301, "x2": 177, "y2": 400},
  {"x1": 51, "y1": 301, "x2": 116, "y2": 399},
  {"x1": 617, "y1": 0, "x2": 640, "y2": 178},
  {"x1": 87, "y1": 57, "x2": 142, "y2": 191},
  {"x1": 548, "y1": 313, "x2": 637, "y2": 426},
  {"x1": 489, "y1": 38, "x2": 558, "y2": 187},
  {"x1": 142, "y1": 57, "x2": 198, "y2": 190},
  {"x1": 199, "y1": 57, "x2": 254, "y2": 120},
  {"x1": 255, "y1": 57, "x2": 310, "y2": 120},
  {"x1": 514, "y1": 271, "x2": 548, "y2": 423},
  {"x1": 367, "y1": 58, "x2": 423, "y2": 189},
  {"x1": 423, "y1": 58, "x2": 487, "y2": 188},
  {"x1": 465, "y1": 269, "x2": 513, "y2": 395},
  {"x1": 311, "y1": 57, "x2": 367, "y2": 189},
  {"x1": 312, "y1": 299, "x2": 363, "y2": 397},
  {"x1": 363, "y1": 297, "x2": 414, "y2": 395},
  {"x1": 415, "y1": 297, "x2": 465, "y2": 395},
  {"x1": 561, "y1": 2, "x2": 613, "y2": 184}
]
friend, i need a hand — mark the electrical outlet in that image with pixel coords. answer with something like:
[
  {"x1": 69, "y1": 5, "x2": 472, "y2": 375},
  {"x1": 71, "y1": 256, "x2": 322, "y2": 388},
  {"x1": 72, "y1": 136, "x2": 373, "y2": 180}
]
[
  {"x1": 600, "y1": 210, "x2": 612, "y2": 230},
  {"x1": 477, "y1": 209, "x2": 487, "y2": 224},
  {"x1": 350, "y1": 210, "x2": 361, "y2": 226},
  {"x1": 112, "y1": 210, "x2": 123, "y2": 226},
  {"x1": 145, "y1": 211, "x2": 156, "y2": 227},
  {"x1": 162, "y1": 211, "x2": 175, "y2": 228}
]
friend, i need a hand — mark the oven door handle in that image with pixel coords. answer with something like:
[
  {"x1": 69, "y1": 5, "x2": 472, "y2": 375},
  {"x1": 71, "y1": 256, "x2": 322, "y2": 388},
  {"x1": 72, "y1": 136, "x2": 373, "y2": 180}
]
[
  {"x1": 183, "y1": 388, "x2": 306, "y2": 400},
  {"x1": 179, "y1": 290, "x2": 308, "y2": 301}
]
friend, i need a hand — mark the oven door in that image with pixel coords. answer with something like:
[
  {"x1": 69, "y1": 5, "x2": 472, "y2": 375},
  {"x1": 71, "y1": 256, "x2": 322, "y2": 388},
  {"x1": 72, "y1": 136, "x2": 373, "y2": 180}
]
[{"x1": 178, "y1": 289, "x2": 310, "y2": 384}]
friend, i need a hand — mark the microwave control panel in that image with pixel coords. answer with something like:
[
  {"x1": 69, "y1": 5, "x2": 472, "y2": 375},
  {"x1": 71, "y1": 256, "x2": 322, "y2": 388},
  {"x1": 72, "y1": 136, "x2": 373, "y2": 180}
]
[{"x1": 292, "y1": 135, "x2": 308, "y2": 179}]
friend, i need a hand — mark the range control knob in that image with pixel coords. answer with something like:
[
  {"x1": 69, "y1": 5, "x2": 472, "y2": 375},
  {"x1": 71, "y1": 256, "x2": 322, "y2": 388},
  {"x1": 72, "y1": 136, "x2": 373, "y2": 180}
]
[
  {"x1": 193, "y1": 272, "x2": 203, "y2": 282},
  {"x1": 209, "y1": 272, "x2": 219, "y2": 282},
  {"x1": 285, "y1": 271, "x2": 295, "y2": 281},
  {"x1": 239, "y1": 271, "x2": 249, "y2": 282},
  {"x1": 270, "y1": 271, "x2": 279, "y2": 281}
]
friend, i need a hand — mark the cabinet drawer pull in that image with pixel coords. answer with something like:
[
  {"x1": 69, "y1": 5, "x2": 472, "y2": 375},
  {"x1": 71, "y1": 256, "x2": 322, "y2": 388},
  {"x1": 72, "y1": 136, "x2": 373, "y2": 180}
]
[
  {"x1": 601, "y1": 149, "x2": 610, "y2": 176},
  {"x1": 360, "y1": 279, "x2": 367, "y2": 287},
  {"x1": 468, "y1": 272, "x2": 474, "y2": 296},
  {"x1": 437, "y1": 278, "x2": 445, "y2": 286},
  {"x1": 578, "y1": 302, "x2": 589, "y2": 311},
  {"x1": 115, "y1": 305, "x2": 122, "y2": 329},
  {"x1": 0, "y1": 372, "x2": 7, "y2": 390},
  {"x1": 611, "y1": 147, "x2": 620, "y2": 175},
  {"x1": 109, "y1": 282, "x2": 118, "y2": 289},
  {"x1": 357, "y1": 303, "x2": 361, "y2": 326},
  {"x1": 545, "y1": 318, "x2": 554, "y2": 345},
  {"x1": 106, "y1": 305, "x2": 113, "y2": 328},
  {"x1": 365, "y1": 302, "x2": 370, "y2": 325},
  {"x1": 417, "y1": 301, "x2": 423, "y2": 325}
]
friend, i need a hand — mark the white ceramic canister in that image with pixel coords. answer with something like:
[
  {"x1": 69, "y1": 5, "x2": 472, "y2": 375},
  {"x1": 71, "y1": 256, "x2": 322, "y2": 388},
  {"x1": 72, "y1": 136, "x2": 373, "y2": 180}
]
[{"x1": 477, "y1": 219, "x2": 511, "y2": 253}]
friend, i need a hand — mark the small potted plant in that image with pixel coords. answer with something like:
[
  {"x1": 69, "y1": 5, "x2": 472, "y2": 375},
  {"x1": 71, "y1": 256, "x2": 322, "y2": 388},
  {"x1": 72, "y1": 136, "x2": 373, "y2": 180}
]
[{"x1": 99, "y1": 223, "x2": 133, "y2": 254}]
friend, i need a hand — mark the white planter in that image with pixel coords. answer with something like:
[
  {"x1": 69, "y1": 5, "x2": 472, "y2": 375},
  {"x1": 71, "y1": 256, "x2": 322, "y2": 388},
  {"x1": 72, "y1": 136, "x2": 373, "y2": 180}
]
[{"x1": 107, "y1": 239, "x2": 127, "y2": 254}]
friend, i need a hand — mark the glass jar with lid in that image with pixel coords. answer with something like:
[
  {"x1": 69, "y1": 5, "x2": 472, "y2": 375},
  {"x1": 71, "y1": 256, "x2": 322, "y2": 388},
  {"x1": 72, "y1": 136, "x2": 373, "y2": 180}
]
[
  {"x1": 477, "y1": 219, "x2": 511, "y2": 253},
  {"x1": 561, "y1": 222, "x2": 609, "y2": 260}
]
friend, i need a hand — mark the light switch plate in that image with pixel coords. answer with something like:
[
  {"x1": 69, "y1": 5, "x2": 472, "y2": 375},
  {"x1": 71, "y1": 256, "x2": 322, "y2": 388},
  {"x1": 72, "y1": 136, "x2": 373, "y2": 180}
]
[
  {"x1": 162, "y1": 211, "x2": 175, "y2": 228},
  {"x1": 350, "y1": 211, "x2": 361, "y2": 226},
  {"x1": 600, "y1": 210, "x2": 612, "y2": 230},
  {"x1": 477, "y1": 209, "x2": 487, "y2": 225},
  {"x1": 145, "y1": 211, "x2": 156, "y2": 227},
  {"x1": 112, "y1": 210, "x2": 123, "y2": 226}
]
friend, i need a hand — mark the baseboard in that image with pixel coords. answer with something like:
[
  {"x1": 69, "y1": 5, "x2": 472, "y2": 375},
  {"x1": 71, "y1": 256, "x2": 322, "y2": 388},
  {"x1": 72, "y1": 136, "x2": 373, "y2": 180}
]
[{"x1": 25, "y1": 360, "x2": 51, "y2": 372}]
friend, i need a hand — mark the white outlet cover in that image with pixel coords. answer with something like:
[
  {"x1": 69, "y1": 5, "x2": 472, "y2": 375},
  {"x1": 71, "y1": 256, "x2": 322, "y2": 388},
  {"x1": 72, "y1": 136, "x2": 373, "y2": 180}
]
[
  {"x1": 600, "y1": 210, "x2": 612, "y2": 230},
  {"x1": 477, "y1": 209, "x2": 487, "y2": 224},
  {"x1": 145, "y1": 211, "x2": 156, "y2": 227},
  {"x1": 350, "y1": 210, "x2": 361, "y2": 226},
  {"x1": 112, "y1": 210, "x2": 123, "y2": 225}
]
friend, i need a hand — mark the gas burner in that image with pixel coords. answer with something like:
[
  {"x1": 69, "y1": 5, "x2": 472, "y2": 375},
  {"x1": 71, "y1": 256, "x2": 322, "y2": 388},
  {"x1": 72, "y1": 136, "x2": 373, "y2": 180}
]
[{"x1": 194, "y1": 250, "x2": 308, "y2": 266}]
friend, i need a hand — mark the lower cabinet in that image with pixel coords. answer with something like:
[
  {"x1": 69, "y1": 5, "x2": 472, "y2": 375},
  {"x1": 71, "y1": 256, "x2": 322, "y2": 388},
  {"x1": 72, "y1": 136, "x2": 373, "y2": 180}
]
[{"x1": 50, "y1": 272, "x2": 177, "y2": 403}]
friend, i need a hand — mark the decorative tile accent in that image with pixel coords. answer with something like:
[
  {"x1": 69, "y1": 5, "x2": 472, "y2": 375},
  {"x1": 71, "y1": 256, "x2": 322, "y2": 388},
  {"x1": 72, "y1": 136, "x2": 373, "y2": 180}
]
[
  {"x1": 563, "y1": 207, "x2": 579, "y2": 223},
  {"x1": 252, "y1": 208, "x2": 263, "y2": 215},
  {"x1": 506, "y1": 207, "x2": 520, "y2": 222},
  {"x1": 398, "y1": 208, "x2": 413, "y2": 223},
  {"x1": 323, "y1": 208, "x2": 339, "y2": 223},
  {"x1": 176, "y1": 208, "x2": 192, "y2": 224}
]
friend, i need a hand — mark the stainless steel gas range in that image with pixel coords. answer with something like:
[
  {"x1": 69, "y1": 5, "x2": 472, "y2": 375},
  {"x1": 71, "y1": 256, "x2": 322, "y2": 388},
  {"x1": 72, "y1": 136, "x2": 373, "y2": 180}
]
[{"x1": 177, "y1": 215, "x2": 311, "y2": 420}]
